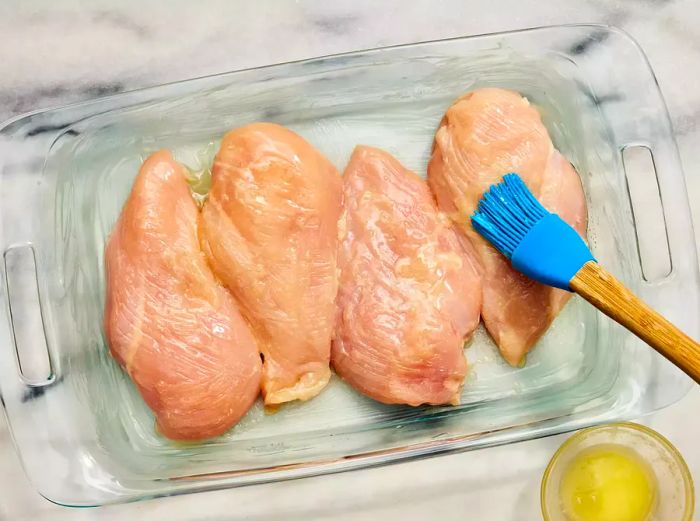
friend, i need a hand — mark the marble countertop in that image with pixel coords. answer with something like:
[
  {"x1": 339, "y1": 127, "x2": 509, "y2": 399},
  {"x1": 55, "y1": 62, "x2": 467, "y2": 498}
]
[{"x1": 1, "y1": 1, "x2": 699, "y2": 519}]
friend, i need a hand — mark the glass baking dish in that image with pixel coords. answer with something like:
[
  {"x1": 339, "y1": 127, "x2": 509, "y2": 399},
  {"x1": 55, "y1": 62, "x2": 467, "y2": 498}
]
[{"x1": 0, "y1": 24, "x2": 697, "y2": 507}]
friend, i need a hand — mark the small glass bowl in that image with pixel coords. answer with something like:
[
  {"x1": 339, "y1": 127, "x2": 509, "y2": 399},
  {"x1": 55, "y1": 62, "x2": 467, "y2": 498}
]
[{"x1": 541, "y1": 422, "x2": 694, "y2": 521}]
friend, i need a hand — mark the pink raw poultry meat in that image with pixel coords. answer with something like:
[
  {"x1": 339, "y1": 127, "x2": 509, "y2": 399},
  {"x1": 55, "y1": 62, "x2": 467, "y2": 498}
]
[
  {"x1": 200, "y1": 123, "x2": 342, "y2": 405},
  {"x1": 104, "y1": 151, "x2": 261, "y2": 440},
  {"x1": 428, "y1": 88, "x2": 588, "y2": 366},
  {"x1": 333, "y1": 146, "x2": 481, "y2": 405}
]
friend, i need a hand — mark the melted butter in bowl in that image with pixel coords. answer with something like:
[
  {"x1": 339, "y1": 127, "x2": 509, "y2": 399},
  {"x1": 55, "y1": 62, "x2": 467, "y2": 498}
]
[
  {"x1": 541, "y1": 423, "x2": 694, "y2": 521},
  {"x1": 559, "y1": 443, "x2": 656, "y2": 521}
]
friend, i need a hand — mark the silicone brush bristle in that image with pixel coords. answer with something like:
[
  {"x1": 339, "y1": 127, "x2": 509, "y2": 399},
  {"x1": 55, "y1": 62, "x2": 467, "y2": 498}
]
[
  {"x1": 471, "y1": 173, "x2": 549, "y2": 259},
  {"x1": 471, "y1": 173, "x2": 594, "y2": 290}
]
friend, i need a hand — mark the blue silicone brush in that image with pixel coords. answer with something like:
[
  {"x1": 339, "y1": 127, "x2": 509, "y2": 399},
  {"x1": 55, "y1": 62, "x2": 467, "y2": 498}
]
[{"x1": 471, "y1": 173, "x2": 700, "y2": 384}]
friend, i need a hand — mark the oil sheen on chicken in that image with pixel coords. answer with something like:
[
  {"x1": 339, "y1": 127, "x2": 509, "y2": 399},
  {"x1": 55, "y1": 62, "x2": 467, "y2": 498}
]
[
  {"x1": 428, "y1": 88, "x2": 588, "y2": 366},
  {"x1": 333, "y1": 146, "x2": 481, "y2": 406},
  {"x1": 104, "y1": 151, "x2": 262, "y2": 440},
  {"x1": 200, "y1": 123, "x2": 342, "y2": 405}
]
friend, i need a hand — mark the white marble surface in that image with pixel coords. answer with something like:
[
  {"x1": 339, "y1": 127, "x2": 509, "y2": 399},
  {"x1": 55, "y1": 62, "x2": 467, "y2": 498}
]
[{"x1": 1, "y1": 0, "x2": 699, "y2": 519}]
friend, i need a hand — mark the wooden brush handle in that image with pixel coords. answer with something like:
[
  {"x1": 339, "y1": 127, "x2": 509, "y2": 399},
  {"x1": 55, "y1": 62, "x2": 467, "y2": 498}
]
[{"x1": 570, "y1": 261, "x2": 700, "y2": 384}]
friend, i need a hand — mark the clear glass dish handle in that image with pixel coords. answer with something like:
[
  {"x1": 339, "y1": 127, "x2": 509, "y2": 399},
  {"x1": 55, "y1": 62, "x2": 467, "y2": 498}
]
[
  {"x1": 591, "y1": 27, "x2": 700, "y2": 405},
  {"x1": 2, "y1": 243, "x2": 55, "y2": 387}
]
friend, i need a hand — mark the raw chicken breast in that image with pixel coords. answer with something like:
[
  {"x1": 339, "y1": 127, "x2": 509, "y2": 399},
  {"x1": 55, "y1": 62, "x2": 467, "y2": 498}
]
[
  {"x1": 333, "y1": 146, "x2": 481, "y2": 406},
  {"x1": 200, "y1": 123, "x2": 342, "y2": 405},
  {"x1": 104, "y1": 151, "x2": 262, "y2": 440},
  {"x1": 428, "y1": 88, "x2": 588, "y2": 366}
]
